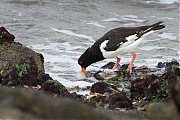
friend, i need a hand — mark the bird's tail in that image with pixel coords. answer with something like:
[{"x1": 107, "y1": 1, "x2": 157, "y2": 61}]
[
  {"x1": 150, "y1": 21, "x2": 165, "y2": 31},
  {"x1": 136, "y1": 21, "x2": 165, "y2": 38}
]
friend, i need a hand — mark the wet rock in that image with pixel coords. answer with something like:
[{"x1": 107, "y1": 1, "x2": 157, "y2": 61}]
[
  {"x1": 100, "y1": 62, "x2": 120, "y2": 69},
  {"x1": 94, "y1": 71, "x2": 117, "y2": 81},
  {"x1": 0, "y1": 86, "x2": 109, "y2": 119},
  {"x1": 40, "y1": 80, "x2": 68, "y2": 95},
  {"x1": 118, "y1": 64, "x2": 129, "y2": 71},
  {"x1": 0, "y1": 56, "x2": 45, "y2": 87},
  {"x1": 0, "y1": 44, "x2": 44, "y2": 78},
  {"x1": 143, "y1": 74, "x2": 162, "y2": 98},
  {"x1": 134, "y1": 65, "x2": 151, "y2": 73},
  {"x1": 62, "y1": 91, "x2": 83, "y2": 101},
  {"x1": 174, "y1": 67, "x2": 180, "y2": 76},
  {"x1": 0, "y1": 27, "x2": 15, "y2": 45},
  {"x1": 162, "y1": 68, "x2": 179, "y2": 87},
  {"x1": 109, "y1": 93, "x2": 133, "y2": 109},
  {"x1": 131, "y1": 63, "x2": 180, "y2": 101},
  {"x1": 145, "y1": 102, "x2": 180, "y2": 120},
  {"x1": 87, "y1": 94, "x2": 108, "y2": 108},
  {"x1": 170, "y1": 80, "x2": 180, "y2": 114},
  {"x1": 100, "y1": 62, "x2": 131, "y2": 72},
  {"x1": 88, "y1": 82, "x2": 133, "y2": 109},
  {"x1": 0, "y1": 27, "x2": 45, "y2": 87},
  {"x1": 37, "y1": 73, "x2": 52, "y2": 85},
  {"x1": 94, "y1": 71, "x2": 107, "y2": 80},
  {"x1": 157, "y1": 60, "x2": 179, "y2": 69},
  {"x1": 130, "y1": 78, "x2": 144, "y2": 98},
  {"x1": 90, "y1": 82, "x2": 118, "y2": 94},
  {"x1": 145, "y1": 76, "x2": 180, "y2": 120},
  {"x1": 131, "y1": 74, "x2": 161, "y2": 100}
]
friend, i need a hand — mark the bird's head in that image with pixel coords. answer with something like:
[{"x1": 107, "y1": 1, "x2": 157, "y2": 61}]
[{"x1": 78, "y1": 48, "x2": 93, "y2": 74}]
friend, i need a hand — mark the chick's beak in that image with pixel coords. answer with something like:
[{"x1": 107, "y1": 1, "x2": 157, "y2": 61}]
[{"x1": 81, "y1": 67, "x2": 86, "y2": 74}]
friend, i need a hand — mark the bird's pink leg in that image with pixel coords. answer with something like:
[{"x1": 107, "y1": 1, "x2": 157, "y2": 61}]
[
  {"x1": 112, "y1": 57, "x2": 121, "y2": 70},
  {"x1": 127, "y1": 52, "x2": 136, "y2": 73}
]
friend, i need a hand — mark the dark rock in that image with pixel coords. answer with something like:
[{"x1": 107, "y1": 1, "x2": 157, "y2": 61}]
[
  {"x1": 89, "y1": 82, "x2": 133, "y2": 109},
  {"x1": 131, "y1": 64, "x2": 180, "y2": 101},
  {"x1": 131, "y1": 74, "x2": 161, "y2": 100},
  {"x1": 90, "y1": 82, "x2": 118, "y2": 94},
  {"x1": 0, "y1": 86, "x2": 109, "y2": 119},
  {"x1": 145, "y1": 102, "x2": 180, "y2": 120},
  {"x1": 38, "y1": 53, "x2": 44, "y2": 63},
  {"x1": 170, "y1": 80, "x2": 180, "y2": 114},
  {"x1": 62, "y1": 91, "x2": 83, "y2": 101},
  {"x1": 0, "y1": 56, "x2": 45, "y2": 87},
  {"x1": 143, "y1": 74, "x2": 161, "y2": 97},
  {"x1": 162, "y1": 69, "x2": 178, "y2": 87},
  {"x1": 118, "y1": 64, "x2": 129, "y2": 71},
  {"x1": 100, "y1": 62, "x2": 129, "y2": 71},
  {"x1": 0, "y1": 27, "x2": 45, "y2": 87},
  {"x1": 0, "y1": 27, "x2": 15, "y2": 45},
  {"x1": 174, "y1": 67, "x2": 180, "y2": 76},
  {"x1": 18, "y1": 57, "x2": 39, "y2": 86},
  {"x1": 157, "y1": 62, "x2": 166, "y2": 68},
  {"x1": 88, "y1": 95, "x2": 108, "y2": 108},
  {"x1": 40, "y1": 80, "x2": 68, "y2": 95},
  {"x1": 0, "y1": 46, "x2": 44, "y2": 80},
  {"x1": 37, "y1": 73, "x2": 52, "y2": 85},
  {"x1": 40, "y1": 82, "x2": 61, "y2": 94},
  {"x1": 157, "y1": 60, "x2": 179, "y2": 69},
  {"x1": 109, "y1": 93, "x2": 133, "y2": 109},
  {"x1": 94, "y1": 71, "x2": 106, "y2": 80},
  {"x1": 101, "y1": 62, "x2": 119, "y2": 69},
  {"x1": 130, "y1": 78, "x2": 145, "y2": 100}
]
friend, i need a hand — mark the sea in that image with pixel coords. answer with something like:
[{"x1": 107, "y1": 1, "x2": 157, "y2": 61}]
[{"x1": 0, "y1": 0, "x2": 179, "y2": 95}]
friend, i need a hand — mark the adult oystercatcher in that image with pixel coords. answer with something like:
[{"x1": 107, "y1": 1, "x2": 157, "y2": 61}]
[{"x1": 78, "y1": 21, "x2": 165, "y2": 73}]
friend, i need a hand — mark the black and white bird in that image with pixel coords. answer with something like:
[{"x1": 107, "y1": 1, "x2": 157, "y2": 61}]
[{"x1": 78, "y1": 21, "x2": 165, "y2": 73}]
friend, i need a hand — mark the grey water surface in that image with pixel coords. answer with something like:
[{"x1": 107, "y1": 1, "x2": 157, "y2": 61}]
[{"x1": 0, "y1": 0, "x2": 179, "y2": 91}]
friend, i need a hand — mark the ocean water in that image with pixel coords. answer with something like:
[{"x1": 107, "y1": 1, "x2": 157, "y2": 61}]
[{"x1": 0, "y1": 0, "x2": 179, "y2": 95}]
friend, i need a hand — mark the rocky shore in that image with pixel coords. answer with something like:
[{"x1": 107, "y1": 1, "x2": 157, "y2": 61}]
[{"x1": 0, "y1": 27, "x2": 179, "y2": 119}]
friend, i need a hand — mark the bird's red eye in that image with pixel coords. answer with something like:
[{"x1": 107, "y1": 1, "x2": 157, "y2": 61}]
[{"x1": 79, "y1": 61, "x2": 82, "y2": 64}]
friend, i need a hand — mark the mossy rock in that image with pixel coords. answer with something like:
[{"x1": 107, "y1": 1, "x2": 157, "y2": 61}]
[
  {"x1": 0, "y1": 27, "x2": 45, "y2": 86},
  {"x1": 0, "y1": 42, "x2": 44, "y2": 77}
]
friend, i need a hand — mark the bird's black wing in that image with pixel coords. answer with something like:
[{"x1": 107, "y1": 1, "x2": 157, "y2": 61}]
[
  {"x1": 99, "y1": 21, "x2": 165, "y2": 51},
  {"x1": 102, "y1": 28, "x2": 137, "y2": 51}
]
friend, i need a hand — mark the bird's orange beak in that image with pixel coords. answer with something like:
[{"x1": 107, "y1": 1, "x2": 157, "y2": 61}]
[{"x1": 81, "y1": 67, "x2": 86, "y2": 74}]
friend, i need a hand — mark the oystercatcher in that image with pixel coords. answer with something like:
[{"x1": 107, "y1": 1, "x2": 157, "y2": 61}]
[{"x1": 78, "y1": 21, "x2": 165, "y2": 73}]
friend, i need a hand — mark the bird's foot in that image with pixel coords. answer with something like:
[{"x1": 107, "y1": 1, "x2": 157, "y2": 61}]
[
  {"x1": 112, "y1": 57, "x2": 121, "y2": 70},
  {"x1": 127, "y1": 64, "x2": 132, "y2": 73},
  {"x1": 112, "y1": 66, "x2": 117, "y2": 70}
]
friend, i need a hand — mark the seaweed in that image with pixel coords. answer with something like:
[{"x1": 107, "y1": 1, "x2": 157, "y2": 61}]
[
  {"x1": 15, "y1": 63, "x2": 31, "y2": 79},
  {"x1": 47, "y1": 79, "x2": 67, "y2": 94}
]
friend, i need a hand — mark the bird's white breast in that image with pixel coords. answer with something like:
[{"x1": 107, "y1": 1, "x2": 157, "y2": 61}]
[{"x1": 99, "y1": 31, "x2": 154, "y2": 58}]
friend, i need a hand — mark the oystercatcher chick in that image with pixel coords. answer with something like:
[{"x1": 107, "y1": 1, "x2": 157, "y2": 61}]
[{"x1": 78, "y1": 21, "x2": 165, "y2": 73}]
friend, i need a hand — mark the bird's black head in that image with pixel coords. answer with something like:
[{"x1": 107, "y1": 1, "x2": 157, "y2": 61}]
[{"x1": 78, "y1": 48, "x2": 93, "y2": 73}]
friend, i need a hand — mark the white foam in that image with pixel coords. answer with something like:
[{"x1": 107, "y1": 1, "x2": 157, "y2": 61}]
[
  {"x1": 50, "y1": 27, "x2": 95, "y2": 42},
  {"x1": 18, "y1": 13, "x2": 22, "y2": 17},
  {"x1": 178, "y1": 50, "x2": 180, "y2": 60},
  {"x1": 158, "y1": 17, "x2": 174, "y2": 20},
  {"x1": 139, "y1": 46, "x2": 166, "y2": 51},
  {"x1": 121, "y1": 17, "x2": 145, "y2": 23},
  {"x1": 121, "y1": 15, "x2": 138, "y2": 18},
  {"x1": 102, "y1": 18, "x2": 121, "y2": 22},
  {"x1": 157, "y1": 0, "x2": 179, "y2": 4},
  {"x1": 86, "y1": 21, "x2": 105, "y2": 28},
  {"x1": 157, "y1": 32, "x2": 177, "y2": 40},
  {"x1": 75, "y1": 90, "x2": 90, "y2": 96},
  {"x1": 67, "y1": 81, "x2": 93, "y2": 88},
  {"x1": 146, "y1": 0, "x2": 179, "y2": 4}
]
